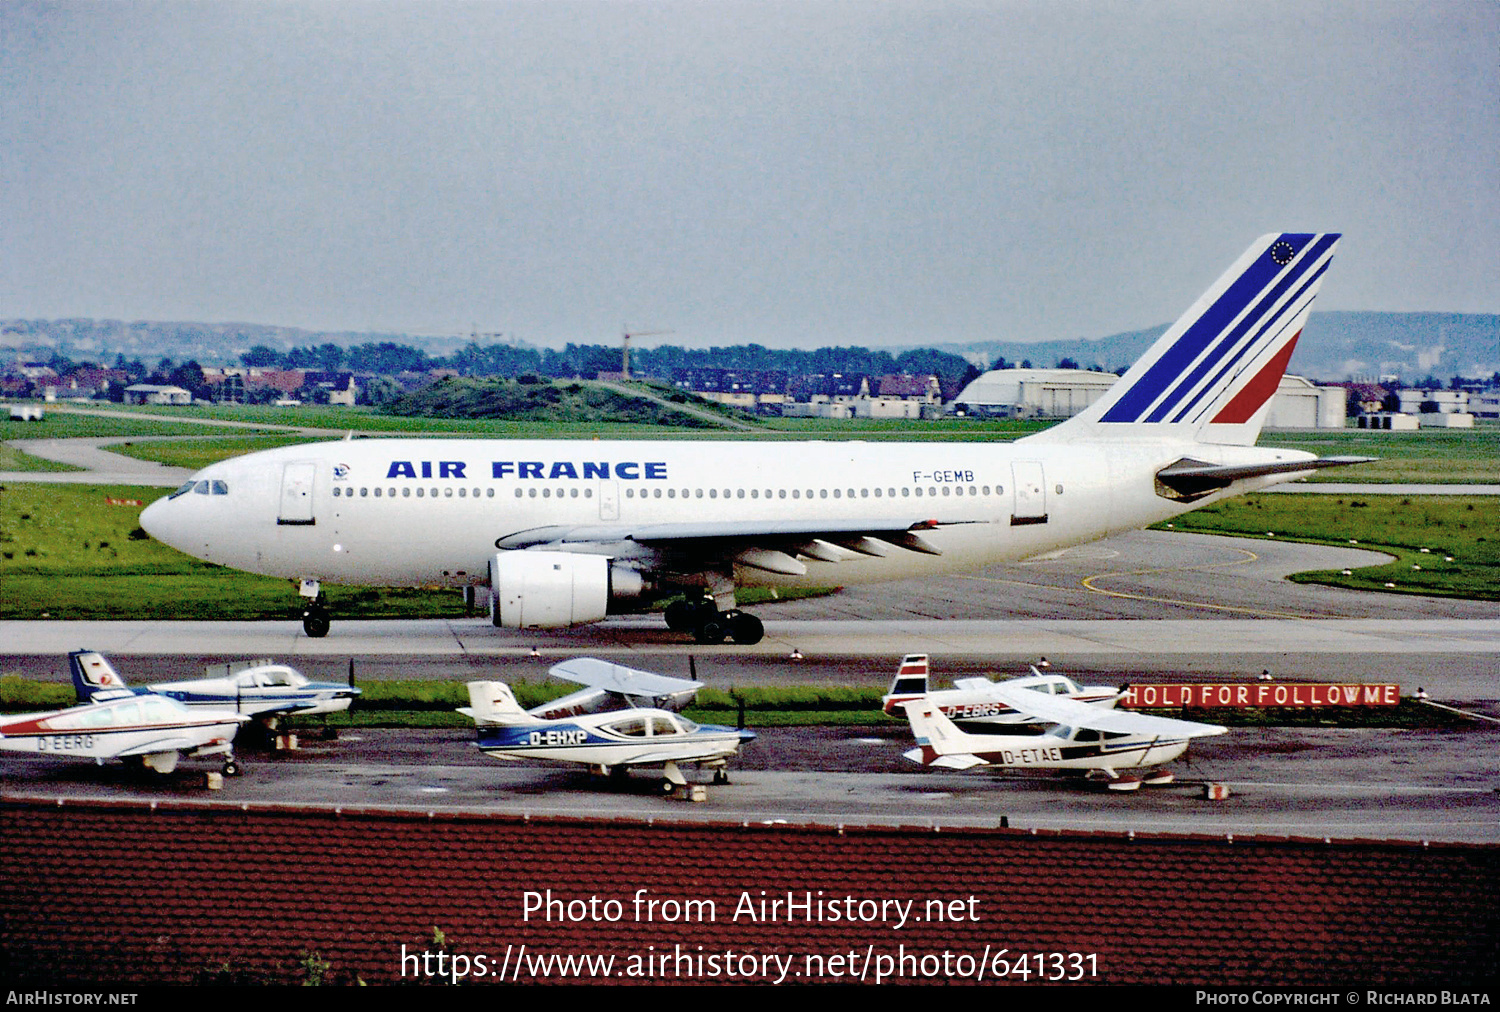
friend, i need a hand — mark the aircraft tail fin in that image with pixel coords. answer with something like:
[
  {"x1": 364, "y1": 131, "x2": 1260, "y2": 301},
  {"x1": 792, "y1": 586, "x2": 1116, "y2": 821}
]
[
  {"x1": 69, "y1": 650, "x2": 129, "y2": 702},
  {"x1": 461, "y1": 681, "x2": 535, "y2": 725},
  {"x1": 899, "y1": 697, "x2": 977, "y2": 765},
  {"x1": 1022, "y1": 233, "x2": 1341, "y2": 447},
  {"x1": 881, "y1": 653, "x2": 930, "y2": 716}
]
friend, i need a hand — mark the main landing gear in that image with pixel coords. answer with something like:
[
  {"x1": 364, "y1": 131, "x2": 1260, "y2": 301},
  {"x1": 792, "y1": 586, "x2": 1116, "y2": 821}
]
[{"x1": 663, "y1": 599, "x2": 764, "y2": 645}]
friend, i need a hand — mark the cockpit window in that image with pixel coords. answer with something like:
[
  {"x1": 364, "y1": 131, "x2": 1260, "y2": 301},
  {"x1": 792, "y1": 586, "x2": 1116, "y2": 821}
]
[
  {"x1": 194, "y1": 481, "x2": 210, "y2": 494},
  {"x1": 169, "y1": 480, "x2": 197, "y2": 500},
  {"x1": 211, "y1": 480, "x2": 229, "y2": 495}
]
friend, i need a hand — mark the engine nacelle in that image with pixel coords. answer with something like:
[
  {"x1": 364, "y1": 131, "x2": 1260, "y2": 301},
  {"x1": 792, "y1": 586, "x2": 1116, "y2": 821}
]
[{"x1": 488, "y1": 552, "x2": 647, "y2": 629}]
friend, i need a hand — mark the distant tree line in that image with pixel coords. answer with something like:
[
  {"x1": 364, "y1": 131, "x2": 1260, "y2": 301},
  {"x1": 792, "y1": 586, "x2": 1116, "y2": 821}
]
[{"x1": 238, "y1": 340, "x2": 985, "y2": 386}]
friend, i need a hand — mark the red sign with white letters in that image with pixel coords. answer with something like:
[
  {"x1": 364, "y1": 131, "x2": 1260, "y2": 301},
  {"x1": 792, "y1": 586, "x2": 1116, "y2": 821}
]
[{"x1": 1120, "y1": 683, "x2": 1401, "y2": 708}]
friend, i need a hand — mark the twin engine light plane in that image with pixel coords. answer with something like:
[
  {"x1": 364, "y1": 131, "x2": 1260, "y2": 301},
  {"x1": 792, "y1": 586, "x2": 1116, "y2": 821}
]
[
  {"x1": 0, "y1": 692, "x2": 249, "y2": 776},
  {"x1": 70, "y1": 649, "x2": 360, "y2": 723},
  {"x1": 138, "y1": 233, "x2": 1370, "y2": 644},
  {"x1": 881, "y1": 653, "x2": 1118, "y2": 725},
  {"x1": 459, "y1": 658, "x2": 755, "y2": 790},
  {"x1": 900, "y1": 679, "x2": 1227, "y2": 790}
]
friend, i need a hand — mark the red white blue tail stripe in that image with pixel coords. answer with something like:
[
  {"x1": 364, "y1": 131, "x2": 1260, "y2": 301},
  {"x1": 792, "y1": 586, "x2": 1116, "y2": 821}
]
[{"x1": 1044, "y1": 233, "x2": 1341, "y2": 445}]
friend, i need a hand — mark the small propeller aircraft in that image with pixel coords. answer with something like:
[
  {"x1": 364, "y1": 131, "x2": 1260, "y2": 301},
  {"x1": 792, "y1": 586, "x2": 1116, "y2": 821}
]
[
  {"x1": 881, "y1": 654, "x2": 1119, "y2": 725},
  {"x1": 899, "y1": 679, "x2": 1227, "y2": 790},
  {"x1": 459, "y1": 658, "x2": 755, "y2": 790},
  {"x1": 0, "y1": 692, "x2": 249, "y2": 776},
  {"x1": 70, "y1": 649, "x2": 360, "y2": 724}
]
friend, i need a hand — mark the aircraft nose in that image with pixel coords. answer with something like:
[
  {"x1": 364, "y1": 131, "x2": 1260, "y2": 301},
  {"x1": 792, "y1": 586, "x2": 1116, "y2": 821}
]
[{"x1": 138, "y1": 496, "x2": 170, "y2": 543}]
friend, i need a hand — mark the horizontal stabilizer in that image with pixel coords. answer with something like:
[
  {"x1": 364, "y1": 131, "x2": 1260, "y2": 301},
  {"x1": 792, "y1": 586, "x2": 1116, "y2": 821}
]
[
  {"x1": 1156, "y1": 455, "x2": 1377, "y2": 500},
  {"x1": 903, "y1": 747, "x2": 986, "y2": 769}
]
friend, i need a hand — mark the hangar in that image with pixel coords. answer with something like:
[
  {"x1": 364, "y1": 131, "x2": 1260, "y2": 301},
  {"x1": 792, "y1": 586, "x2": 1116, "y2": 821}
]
[{"x1": 952, "y1": 368, "x2": 1347, "y2": 427}]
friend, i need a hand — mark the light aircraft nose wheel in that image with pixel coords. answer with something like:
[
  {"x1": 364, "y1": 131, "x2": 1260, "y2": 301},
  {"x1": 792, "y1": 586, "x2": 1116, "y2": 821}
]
[
  {"x1": 221, "y1": 760, "x2": 242, "y2": 777},
  {"x1": 659, "y1": 778, "x2": 677, "y2": 795},
  {"x1": 302, "y1": 604, "x2": 331, "y2": 638}
]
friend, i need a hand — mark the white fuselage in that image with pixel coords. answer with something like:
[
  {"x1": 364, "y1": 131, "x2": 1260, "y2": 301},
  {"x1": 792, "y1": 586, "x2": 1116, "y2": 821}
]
[
  {"x1": 0, "y1": 696, "x2": 245, "y2": 765},
  {"x1": 140, "y1": 436, "x2": 1312, "y2": 592}
]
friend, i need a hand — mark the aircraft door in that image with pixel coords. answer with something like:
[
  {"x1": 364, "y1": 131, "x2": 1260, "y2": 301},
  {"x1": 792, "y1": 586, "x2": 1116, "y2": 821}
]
[
  {"x1": 277, "y1": 462, "x2": 317, "y2": 526},
  {"x1": 598, "y1": 480, "x2": 620, "y2": 521},
  {"x1": 1010, "y1": 461, "x2": 1048, "y2": 525}
]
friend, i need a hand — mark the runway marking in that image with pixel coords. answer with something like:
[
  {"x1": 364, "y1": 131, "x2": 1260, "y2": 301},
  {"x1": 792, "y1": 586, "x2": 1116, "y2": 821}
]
[{"x1": 1077, "y1": 548, "x2": 1331, "y2": 619}]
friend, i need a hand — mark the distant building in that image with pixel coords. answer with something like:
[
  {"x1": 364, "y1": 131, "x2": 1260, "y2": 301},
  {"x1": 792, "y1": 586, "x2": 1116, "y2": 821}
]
[
  {"x1": 950, "y1": 368, "x2": 1119, "y2": 418},
  {"x1": 953, "y1": 368, "x2": 1347, "y2": 428},
  {"x1": 123, "y1": 384, "x2": 192, "y2": 405},
  {"x1": 1397, "y1": 389, "x2": 1468, "y2": 415},
  {"x1": 1357, "y1": 412, "x2": 1420, "y2": 431}
]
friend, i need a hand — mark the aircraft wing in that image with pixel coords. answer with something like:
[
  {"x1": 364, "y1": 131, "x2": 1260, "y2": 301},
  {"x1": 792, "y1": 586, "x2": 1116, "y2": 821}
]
[
  {"x1": 115, "y1": 735, "x2": 211, "y2": 757},
  {"x1": 495, "y1": 517, "x2": 981, "y2": 573},
  {"x1": 548, "y1": 658, "x2": 703, "y2": 699},
  {"x1": 985, "y1": 683, "x2": 1227, "y2": 739}
]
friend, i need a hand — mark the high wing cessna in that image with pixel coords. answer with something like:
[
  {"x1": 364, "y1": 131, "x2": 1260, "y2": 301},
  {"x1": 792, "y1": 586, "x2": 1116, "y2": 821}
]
[
  {"x1": 900, "y1": 682, "x2": 1227, "y2": 790},
  {"x1": 0, "y1": 692, "x2": 249, "y2": 776},
  {"x1": 881, "y1": 653, "x2": 1118, "y2": 725},
  {"x1": 70, "y1": 649, "x2": 360, "y2": 722},
  {"x1": 139, "y1": 233, "x2": 1370, "y2": 643},
  {"x1": 459, "y1": 658, "x2": 755, "y2": 789}
]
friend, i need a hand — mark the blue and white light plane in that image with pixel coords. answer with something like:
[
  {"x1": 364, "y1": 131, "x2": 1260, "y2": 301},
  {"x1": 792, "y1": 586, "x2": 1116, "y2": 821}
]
[
  {"x1": 460, "y1": 660, "x2": 755, "y2": 788},
  {"x1": 901, "y1": 682, "x2": 1227, "y2": 790},
  {"x1": 70, "y1": 650, "x2": 360, "y2": 722},
  {"x1": 139, "y1": 234, "x2": 1369, "y2": 642}
]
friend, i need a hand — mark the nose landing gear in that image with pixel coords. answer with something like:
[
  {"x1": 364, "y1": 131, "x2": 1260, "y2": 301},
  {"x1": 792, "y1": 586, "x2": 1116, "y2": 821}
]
[{"x1": 299, "y1": 580, "x2": 330, "y2": 638}]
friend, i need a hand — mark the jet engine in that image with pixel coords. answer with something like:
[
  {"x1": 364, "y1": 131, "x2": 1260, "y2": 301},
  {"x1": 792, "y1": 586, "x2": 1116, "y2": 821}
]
[{"x1": 488, "y1": 551, "x2": 648, "y2": 629}]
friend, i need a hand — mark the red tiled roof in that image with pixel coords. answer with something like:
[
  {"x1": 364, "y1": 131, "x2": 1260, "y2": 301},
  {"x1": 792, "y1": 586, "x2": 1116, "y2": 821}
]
[{"x1": 2, "y1": 797, "x2": 1495, "y2": 986}]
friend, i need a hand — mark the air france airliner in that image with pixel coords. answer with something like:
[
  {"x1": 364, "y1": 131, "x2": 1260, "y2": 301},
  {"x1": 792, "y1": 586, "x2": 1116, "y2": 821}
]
[{"x1": 141, "y1": 233, "x2": 1368, "y2": 643}]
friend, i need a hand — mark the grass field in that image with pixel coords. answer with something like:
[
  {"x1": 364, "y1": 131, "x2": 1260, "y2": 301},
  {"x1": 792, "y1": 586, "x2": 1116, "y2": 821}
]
[
  {"x1": 0, "y1": 443, "x2": 83, "y2": 472},
  {"x1": 1261, "y1": 427, "x2": 1499, "y2": 484},
  {"x1": 1159, "y1": 494, "x2": 1500, "y2": 600}
]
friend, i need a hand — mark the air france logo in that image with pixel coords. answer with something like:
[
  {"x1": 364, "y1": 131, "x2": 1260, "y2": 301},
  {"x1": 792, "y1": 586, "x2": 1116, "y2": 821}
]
[
  {"x1": 384, "y1": 460, "x2": 668, "y2": 480},
  {"x1": 333, "y1": 463, "x2": 351, "y2": 480}
]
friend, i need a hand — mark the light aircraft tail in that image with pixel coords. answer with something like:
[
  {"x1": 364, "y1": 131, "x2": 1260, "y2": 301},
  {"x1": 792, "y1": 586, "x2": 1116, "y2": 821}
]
[
  {"x1": 1024, "y1": 233, "x2": 1341, "y2": 447},
  {"x1": 881, "y1": 654, "x2": 931, "y2": 716},
  {"x1": 460, "y1": 681, "x2": 536, "y2": 725},
  {"x1": 900, "y1": 698, "x2": 982, "y2": 767},
  {"x1": 69, "y1": 649, "x2": 130, "y2": 702}
]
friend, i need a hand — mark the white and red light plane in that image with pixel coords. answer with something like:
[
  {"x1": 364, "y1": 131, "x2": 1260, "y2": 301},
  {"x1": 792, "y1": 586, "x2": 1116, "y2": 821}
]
[
  {"x1": 900, "y1": 681, "x2": 1226, "y2": 790},
  {"x1": 881, "y1": 653, "x2": 1118, "y2": 725},
  {"x1": 138, "y1": 233, "x2": 1369, "y2": 643},
  {"x1": 0, "y1": 693, "x2": 249, "y2": 776}
]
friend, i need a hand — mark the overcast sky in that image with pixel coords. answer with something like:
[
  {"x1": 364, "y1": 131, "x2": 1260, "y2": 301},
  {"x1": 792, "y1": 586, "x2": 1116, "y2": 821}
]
[{"x1": 3, "y1": 1, "x2": 1496, "y2": 348}]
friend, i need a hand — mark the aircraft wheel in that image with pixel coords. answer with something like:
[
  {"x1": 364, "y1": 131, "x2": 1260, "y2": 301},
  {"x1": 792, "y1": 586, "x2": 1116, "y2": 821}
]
[
  {"x1": 302, "y1": 605, "x2": 331, "y2": 638},
  {"x1": 693, "y1": 615, "x2": 728, "y2": 644},
  {"x1": 222, "y1": 760, "x2": 242, "y2": 777},
  {"x1": 659, "y1": 778, "x2": 677, "y2": 795},
  {"x1": 664, "y1": 600, "x2": 695, "y2": 632},
  {"x1": 712, "y1": 768, "x2": 730, "y2": 785},
  {"x1": 727, "y1": 611, "x2": 764, "y2": 645}
]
